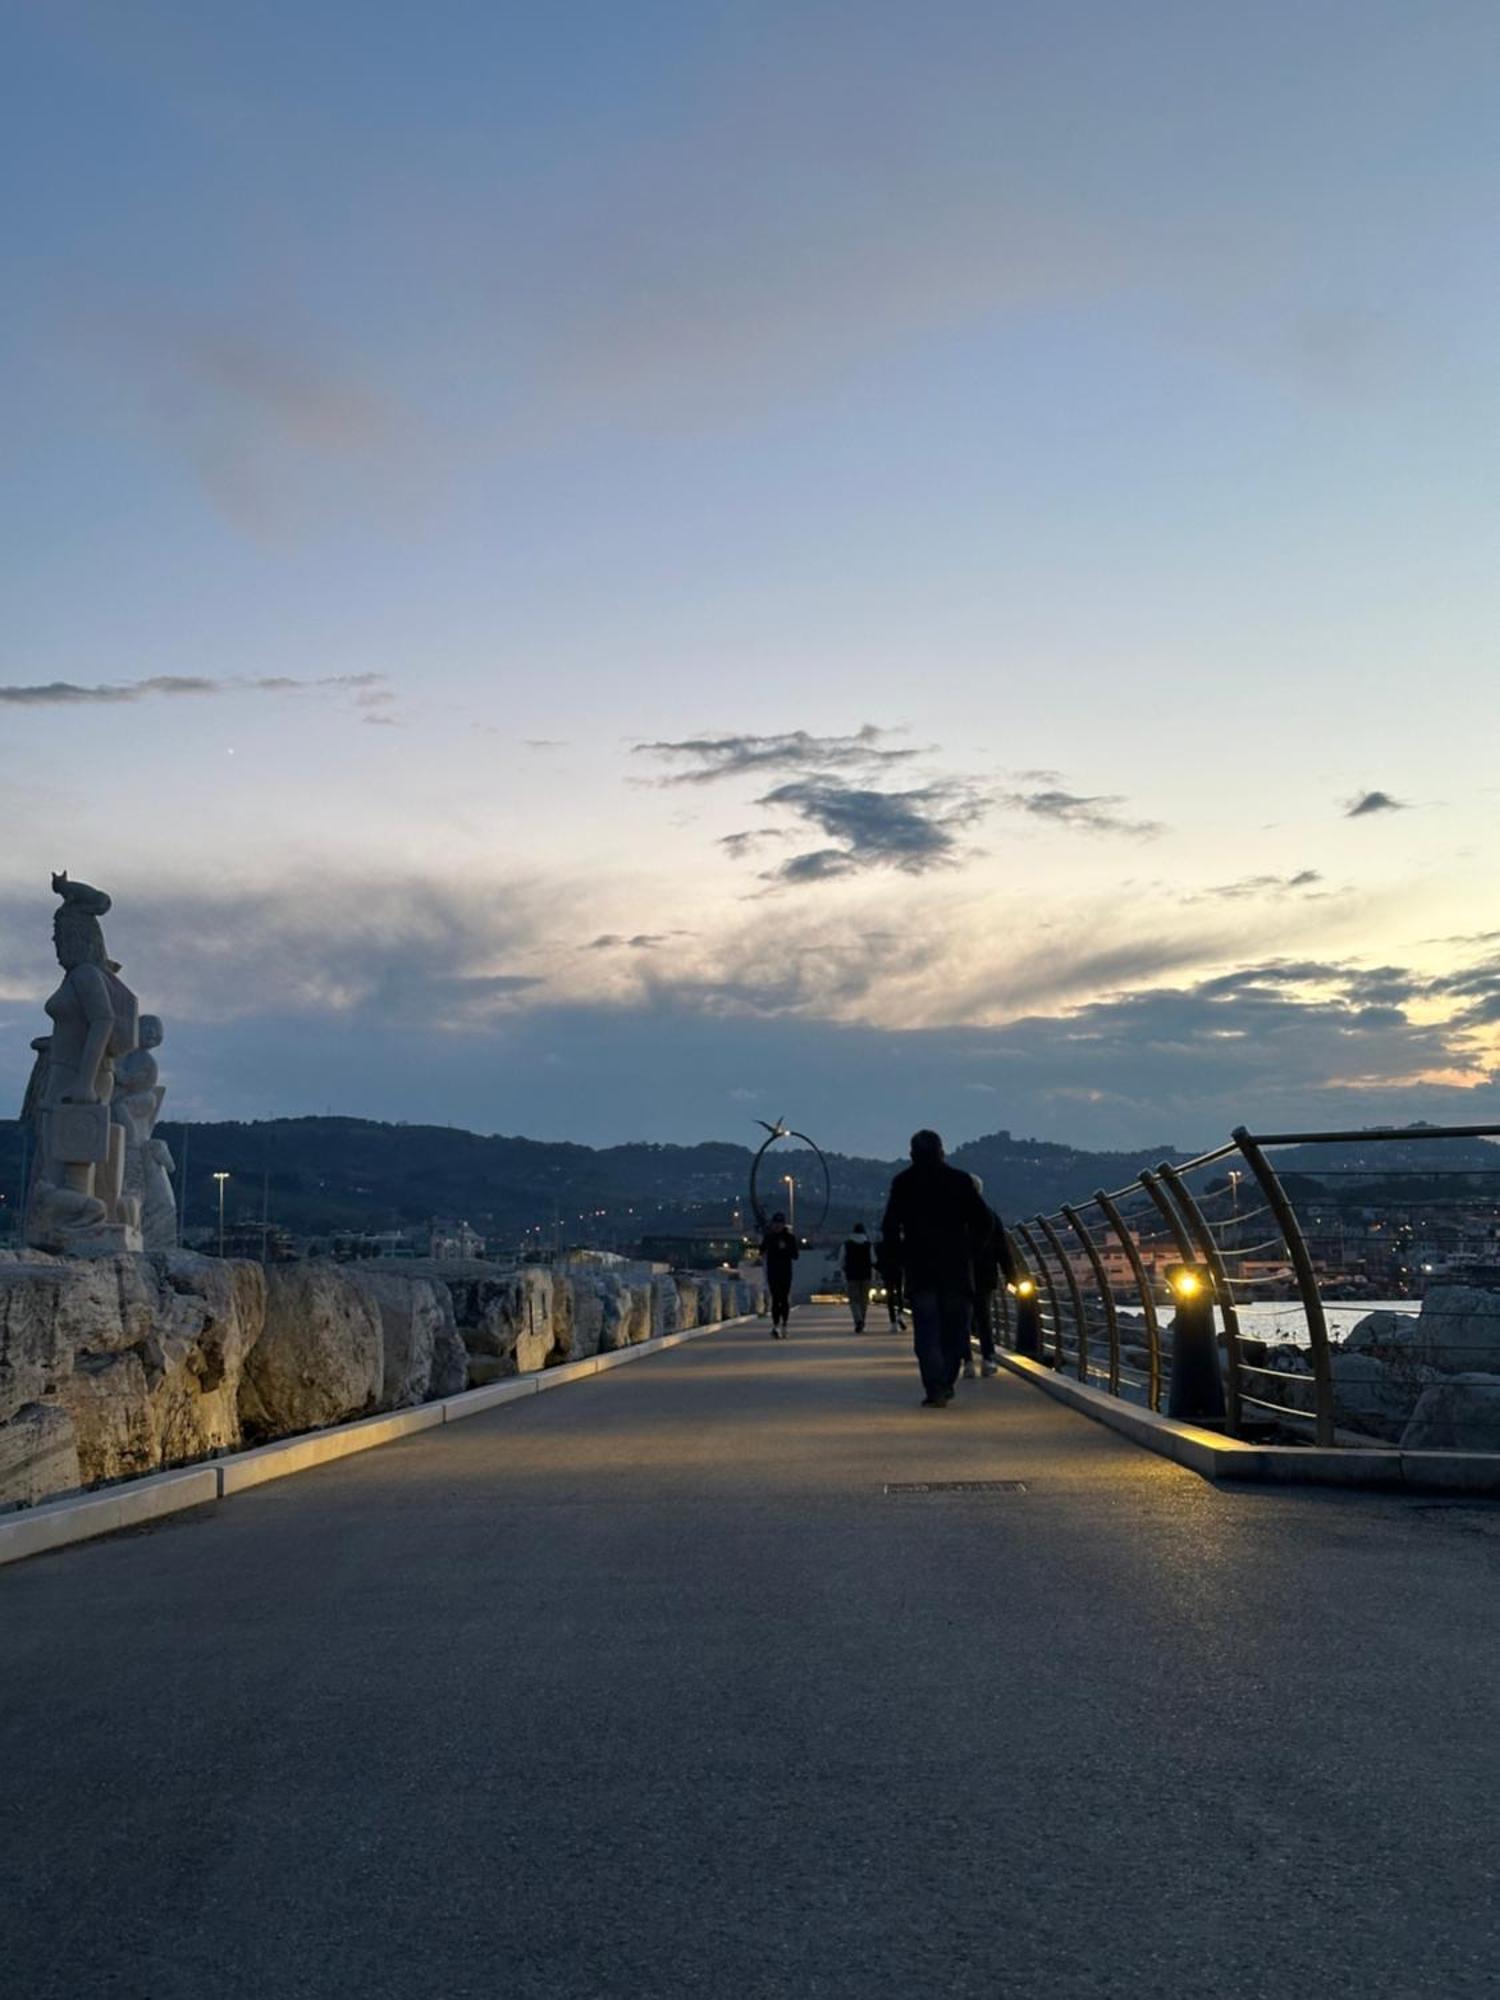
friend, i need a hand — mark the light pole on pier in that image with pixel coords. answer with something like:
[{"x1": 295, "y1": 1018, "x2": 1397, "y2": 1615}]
[
  {"x1": 213, "y1": 1171, "x2": 230, "y2": 1258},
  {"x1": 782, "y1": 1174, "x2": 796, "y2": 1233}
]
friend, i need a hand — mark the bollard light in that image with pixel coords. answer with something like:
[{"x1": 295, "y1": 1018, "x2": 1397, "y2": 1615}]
[
  {"x1": 1008, "y1": 1275, "x2": 1042, "y2": 1358},
  {"x1": 1164, "y1": 1263, "x2": 1225, "y2": 1424}
]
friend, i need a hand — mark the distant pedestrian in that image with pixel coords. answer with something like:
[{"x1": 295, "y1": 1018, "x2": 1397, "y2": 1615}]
[
  {"x1": 880, "y1": 1130, "x2": 994, "y2": 1407},
  {"x1": 961, "y1": 1182, "x2": 1016, "y2": 1379},
  {"x1": 875, "y1": 1228, "x2": 906, "y2": 1332},
  {"x1": 760, "y1": 1211, "x2": 799, "y2": 1338},
  {"x1": 841, "y1": 1222, "x2": 874, "y2": 1332}
]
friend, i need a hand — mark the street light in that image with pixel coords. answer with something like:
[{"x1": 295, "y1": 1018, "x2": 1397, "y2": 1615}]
[
  {"x1": 213, "y1": 1171, "x2": 230, "y2": 1258},
  {"x1": 782, "y1": 1173, "x2": 796, "y2": 1233}
]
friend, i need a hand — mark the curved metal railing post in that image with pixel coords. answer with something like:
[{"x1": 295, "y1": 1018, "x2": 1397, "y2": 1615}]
[
  {"x1": 1231, "y1": 1127, "x2": 1335, "y2": 1447},
  {"x1": 1139, "y1": 1170, "x2": 1196, "y2": 1261},
  {"x1": 1037, "y1": 1212, "x2": 1089, "y2": 1381},
  {"x1": 1062, "y1": 1202, "x2": 1120, "y2": 1393},
  {"x1": 1016, "y1": 1220, "x2": 1065, "y2": 1367},
  {"x1": 1157, "y1": 1162, "x2": 1244, "y2": 1438},
  {"x1": 1094, "y1": 1187, "x2": 1163, "y2": 1410}
]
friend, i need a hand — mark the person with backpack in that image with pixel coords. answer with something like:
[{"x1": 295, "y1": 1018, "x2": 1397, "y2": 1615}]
[
  {"x1": 880, "y1": 1129, "x2": 995, "y2": 1407},
  {"x1": 760, "y1": 1211, "x2": 800, "y2": 1338},
  {"x1": 840, "y1": 1222, "x2": 874, "y2": 1333}
]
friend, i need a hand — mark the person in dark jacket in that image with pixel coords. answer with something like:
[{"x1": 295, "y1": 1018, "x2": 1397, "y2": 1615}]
[
  {"x1": 760, "y1": 1211, "x2": 799, "y2": 1338},
  {"x1": 880, "y1": 1129, "x2": 994, "y2": 1406},
  {"x1": 875, "y1": 1228, "x2": 906, "y2": 1332},
  {"x1": 840, "y1": 1222, "x2": 874, "y2": 1332},
  {"x1": 962, "y1": 1183, "x2": 1017, "y2": 1379}
]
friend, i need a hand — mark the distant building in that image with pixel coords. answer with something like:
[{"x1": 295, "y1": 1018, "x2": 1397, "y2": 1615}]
[{"x1": 429, "y1": 1218, "x2": 487, "y2": 1261}]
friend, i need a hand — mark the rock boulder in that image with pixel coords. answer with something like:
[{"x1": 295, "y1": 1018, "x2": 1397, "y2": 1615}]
[
  {"x1": 1399, "y1": 1374, "x2": 1500, "y2": 1452},
  {"x1": 239, "y1": 1263, "x2": 383, "y2": 1440}
]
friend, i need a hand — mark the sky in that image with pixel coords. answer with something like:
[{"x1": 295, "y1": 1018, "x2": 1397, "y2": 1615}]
[{"x1": 1, "y1": 0, "x2": 1497, "y2": 1156}]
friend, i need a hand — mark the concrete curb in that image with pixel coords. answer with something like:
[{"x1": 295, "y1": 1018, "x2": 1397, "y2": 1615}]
[
  {"x1": 997, "y1": 1352, "x2": 1500, "y2": 1493},
  {"x1": 0, "y1": 1466, "x2": 220, "y2": 1566},
  {"x1": 0, "y1": 1312, "x2": 760, "y2": 1569}
]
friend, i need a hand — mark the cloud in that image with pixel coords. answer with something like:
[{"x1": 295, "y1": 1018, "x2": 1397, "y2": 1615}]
[
  {"x1": 1345, "y1": 790, "x2": 1408, "y2": 817},
  {"x1": 0, "y1": 872, "x2": 548, "y2": 1030},
  {"x1": 997, "y1": 789, "x2": 1165, "y2": 839},
  {"x1": 583, "y1": 932, "x2": 689, "y2": 952},
  {"x1": 0, "y1": 673, "x2": 387, "y2": 709},
  {"x1": 1190, "y1": 870, "x2": 1324, "y2": 902},
  {"x1": 634, "y1": 725, "x2": 918, "y2": 787},
  {"x1": 754, "y1": 778, "x2": 986, "y2": 886}
]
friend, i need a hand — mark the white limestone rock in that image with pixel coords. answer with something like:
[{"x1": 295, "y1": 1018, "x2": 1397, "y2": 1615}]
[
  {"x1": 563, "y1": 1274, "x2": 605, "y2": 1361},
  {"x1": 239, "y1": 1263, "x2": 383, "y2": 1440},
  {"x1": 675, "y1": 1278, "x2": 701, "y2": 1331},
  {"x1": 442, "y1": 1267, "x2": 557, "y2": 1377},
  {"x1": 0, "y1": 1402, "x2": 80, "y2": 1511},
  {"x1": 650, "y1": 1277, "x2": 679, "y2": 1339},
  {"x1": 349, "y1": 1268, "x2": 453, "y2": 1409},
  {"x1": 1400, "y1": 1374, "x2": 1500, "y2": 1452}
]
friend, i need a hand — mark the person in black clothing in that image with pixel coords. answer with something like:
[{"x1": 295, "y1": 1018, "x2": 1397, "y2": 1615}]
[
  {"x1": 880, "y1": 1129, "x2": 995, "y2": 1407},
  {"x1": 962, "y1": 1183, "x2": 1016, "y2": 1379},
  {"x1": 760, "y1": 1211, "x2": 799, "y2": 1338},
  {"x1": 840, "y1": 1222, "x2": 874, "y2": 1332},
  {"x1": 875, "y1": 1228, "x2": 906, "y2": 1332}
]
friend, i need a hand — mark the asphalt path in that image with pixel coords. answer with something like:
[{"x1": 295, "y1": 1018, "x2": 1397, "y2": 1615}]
[{"x1": 3, "y1": 1303, "x2": 1497, "y2": 2000}]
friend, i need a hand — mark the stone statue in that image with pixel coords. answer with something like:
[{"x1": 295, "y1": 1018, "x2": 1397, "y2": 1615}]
[
  {"x1": 23, "y1": 873, "x2": 144, "y2": 1256},
  {"x1": 112, "y1": 1016, "x2": 178, "y2": 1249}
]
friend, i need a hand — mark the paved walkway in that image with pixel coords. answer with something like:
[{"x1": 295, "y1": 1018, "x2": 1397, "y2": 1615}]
[{"x1": 3, "y1": 1305, "x2": 1498, "y2": 1999}]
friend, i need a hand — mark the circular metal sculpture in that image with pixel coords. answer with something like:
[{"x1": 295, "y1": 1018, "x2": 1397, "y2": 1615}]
[{"x1": 748, "y1": 1118, "x2": 832, "y2": 1239}]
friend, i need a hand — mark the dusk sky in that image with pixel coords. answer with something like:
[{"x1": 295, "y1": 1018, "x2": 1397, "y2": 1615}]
[{"x1": 2, "y1": 0, "x2": 1497, "y2": 1155}]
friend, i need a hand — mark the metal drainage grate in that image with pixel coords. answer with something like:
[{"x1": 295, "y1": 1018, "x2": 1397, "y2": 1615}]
[{"x1": 883, "y1": 1480, "x2": 1027, "y2": 1495}]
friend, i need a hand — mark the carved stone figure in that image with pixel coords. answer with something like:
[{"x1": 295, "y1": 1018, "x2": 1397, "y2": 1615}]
[
  {"x1": 112, "y1": 1016, "x2": 178, "y2": 1249},
  {"x1": 23, "y1": 874, "x2": 144, "y2": 1256}
]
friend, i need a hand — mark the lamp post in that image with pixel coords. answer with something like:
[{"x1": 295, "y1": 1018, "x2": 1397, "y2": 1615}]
[
  {"x1": 213, "y1": 1171, "x2": 230, "y2": 1259},
  {"x1": 782, "y1": 1174, "x2": 796, "y2": 1233}
]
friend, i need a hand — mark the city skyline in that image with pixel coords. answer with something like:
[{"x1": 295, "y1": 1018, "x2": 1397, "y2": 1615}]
[{"x1": 2, "y1": 2, "x2": 1497, "y2": 1154}]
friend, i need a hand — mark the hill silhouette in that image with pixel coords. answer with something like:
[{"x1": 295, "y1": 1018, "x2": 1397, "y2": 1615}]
[{"x1": 0, "y1": 1115, "x2": 1188, "y2": 1245}]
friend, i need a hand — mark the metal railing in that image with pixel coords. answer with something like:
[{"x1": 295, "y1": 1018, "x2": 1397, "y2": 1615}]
[{"x1": 998, "y1": 1123, "x2": 1500, "y2": 1452}]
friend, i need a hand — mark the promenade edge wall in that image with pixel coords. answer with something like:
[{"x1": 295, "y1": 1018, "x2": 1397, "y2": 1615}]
[{"x1": 0, "y1": 1252, "x2": 767, "y2": 1512}]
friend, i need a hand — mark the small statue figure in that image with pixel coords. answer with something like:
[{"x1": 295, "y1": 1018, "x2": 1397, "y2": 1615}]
[
  {"x1": 23, "y1": 873, "x2": 143, "y2": 1255},
  {"x1": 112, "y1": 1016, "x2": 178, "y2": 1249}
]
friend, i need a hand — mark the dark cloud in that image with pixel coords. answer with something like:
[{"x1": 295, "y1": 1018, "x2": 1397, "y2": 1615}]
[
  {"x1": 997, "y1": 789, "x2": 1165, "y2": 839},
  {"x1": 1345, "y1": 790, "x2": 1408, "y2": 817},
  {"x1": 583, "y1": 932, "x2": 689, "y2": 952},
  {"x1": 0, "y1": 673, "x2": 387, "y2": 709},
  {"x1": 754, "y1": 778, "x2": 985, "y2": 886},
  {"x1": 635, "y1": 725, "x2": 918, "y2": 787}
]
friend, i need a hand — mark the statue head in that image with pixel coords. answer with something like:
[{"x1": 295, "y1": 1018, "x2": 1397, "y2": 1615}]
[
  {"x1": 139, "y1": 1015, "x2": 163, "y2": 1050},
  {"x1": 50, "y1": 873, "x2": 113, "y2": 973}
]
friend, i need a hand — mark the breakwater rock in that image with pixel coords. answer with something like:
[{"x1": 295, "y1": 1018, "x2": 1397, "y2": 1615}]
[{"x1": 0, "y1": 1251, "x2": 766, "y2": 1511}]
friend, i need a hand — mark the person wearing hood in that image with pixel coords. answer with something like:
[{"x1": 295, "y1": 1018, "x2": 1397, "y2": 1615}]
[
  {"x1": 840, "y1": 1221, "x2": 874, "y2": 1333},
  {"x1": 879, "y1": 1129, "x2": 994, "y2": 1407}
]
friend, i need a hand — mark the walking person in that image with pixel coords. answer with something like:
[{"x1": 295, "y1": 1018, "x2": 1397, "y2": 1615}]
[
  {"x1": 961, "y1": 1186, "x2": 1015, "y2": 1379},
  {"x1": 875, "y1": 1227, "x2": 906, "y2": 1332},
  {"x1": 841, "y1": 1221, "x2": 874, "y2": 1333},
  {"x1": 880, "y1": 1129, "x2": 994, "y2": 1407},
  {"x1": 760, "y1": 1210, "x2": 799, "y2": 1338}
]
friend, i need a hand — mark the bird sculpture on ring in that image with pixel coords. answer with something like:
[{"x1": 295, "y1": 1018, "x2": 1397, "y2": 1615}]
[{"x1": 748, "y1": 1117, "x2": 832, "y2": 1239}]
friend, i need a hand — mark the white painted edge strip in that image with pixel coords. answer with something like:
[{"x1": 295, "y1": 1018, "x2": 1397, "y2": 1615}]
[
  {"x1": 0, "y1": 1465, "x2": 220, "y2": 1567},
  {"x1": 997, "y1": 1351, "x2": 1500, "y2": 1493},
  {"x1": 0, "y1": 1312, "x2": 760, "y2": 1569}
]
